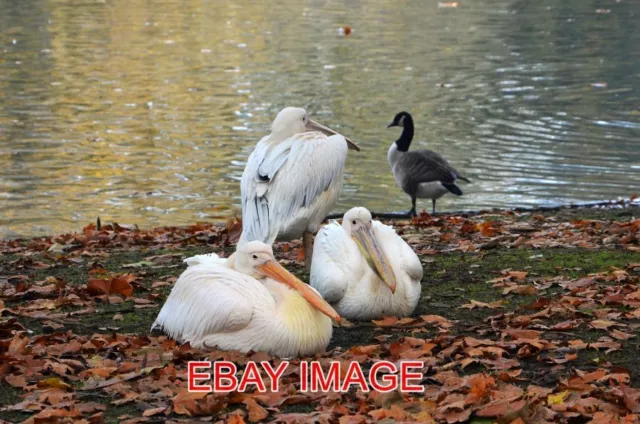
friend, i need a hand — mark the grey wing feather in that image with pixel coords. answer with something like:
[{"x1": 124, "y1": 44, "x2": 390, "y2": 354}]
[{"x1": 395, "y1": 149, "x2": 469, "y2": 192}]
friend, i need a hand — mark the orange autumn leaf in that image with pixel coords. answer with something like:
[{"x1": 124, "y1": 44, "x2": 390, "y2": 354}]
[
  {"x1": 466, "y1": 374, "x2": 495, "y2": 402},
  {"x1": 476, "y1": 220, "x2": 499, "y2": 237},
  {"x1": 372, "y1": 316, "x2": 399, "y2": 327},
  {"x1": 502, "y1": 329, "x2": 541, "y2": 340},
  {"x1": 243, "y1": 398, "x2": 268, "y2": 422},
  {"x1": 172, "y1": 391, "x2": 209, "y2": 416},
  {"x1": 110, "y1": 274, "x2": 135, "y2": 297},
  {"x1": 590, "y1": 319, "x2": 617, "y2": 330},
  {"x1": 143, "y1": 407, "x2": 166, "y2": 417},
  {"x1": 503, "y1": 285, "x2": 537, "y2": 295},
  {"x1": 461, "y1": 299, "x2": 504, "y2": 309},
  {"x1": 508, "y1": 271, "x2": 528, "y2": 281},
  {"x1": 477, "y1": 399, "x2": 527, "y2": 418},
  {"x1": 227, "y1": 414, "x2": 247, "y2": 424},
  {"x1": 225, "y1": 216, "x2": 243, "y2": 244},
  {"x1": 4, "y1": 374, "x2": 28, "y2": 388},
  {"x1": 87, "y1": 274, "x2": 135, "y2": 298},
  {"x1": 37, "y1": 377, "x2": 73, "y2": 391},
  {"x1": 610, "y1": 329, "x2": 635, "y2": 340}
]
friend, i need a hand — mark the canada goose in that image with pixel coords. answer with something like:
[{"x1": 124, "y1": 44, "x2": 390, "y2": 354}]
[{"x1": 387, "y1": 112, "x2": 470, "y2": 216}]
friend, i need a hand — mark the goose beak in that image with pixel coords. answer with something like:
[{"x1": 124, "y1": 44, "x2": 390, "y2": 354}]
[
  {"x1": 352, "y1": 224, "x2": 397, "y2": 293},
  {"x1": 257, "y1": 259, "x2": 342, "y2": 323},
  {"x1": 387, "y1": 122, "x2": 397, "y2": 128},
  {"x1": 306, "y1": 119, "x2": 360, "y2": 151}
]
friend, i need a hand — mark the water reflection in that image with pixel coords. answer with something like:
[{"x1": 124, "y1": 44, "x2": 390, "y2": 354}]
[{"x1": 0, "y1": 0, "x2": 638, "y2": 237}]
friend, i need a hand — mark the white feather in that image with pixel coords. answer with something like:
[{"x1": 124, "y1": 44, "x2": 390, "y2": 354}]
[
  {"x1": 151, "y1": 257, "x2": 333, "y2": 357},
  {"x1": 183, "y1": 253, "x2": 228, "y2": 267},
  {"x1": 240, "y1": 131, "x2": 349, "y2": 243},
  {"x1": 310, "y1": 220, "x2": 423, "y2": 320}
]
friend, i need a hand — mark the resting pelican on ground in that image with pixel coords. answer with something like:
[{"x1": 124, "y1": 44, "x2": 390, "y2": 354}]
[
  {"x1": 310, "y1": 207, "x2": 423, "y2": 320},
  {"x1": 387, "y1": 111, "x2": 470, "y2": 216},
  {"x1": 151, "y1": 241, "x2": 340, "y2": 357},
  {"x1": 240, "y1": 107, "x2": 359, "y2": 270}
]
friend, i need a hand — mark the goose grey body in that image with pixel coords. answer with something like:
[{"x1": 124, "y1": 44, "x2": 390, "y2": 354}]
[{"x1": 387, "y1": 112, "x2": 470, "y2": 216}]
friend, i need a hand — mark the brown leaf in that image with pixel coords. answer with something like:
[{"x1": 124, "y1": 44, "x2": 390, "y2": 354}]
[
  {"x1": 227, "y1": 413, "x2": 247, "y2": 424},
  {"x1": 551, "y1": 320, "x2": 580, "y2": 331},
  {"x1": 87, "y1": 274, "x2": 135, "y2": 298},
  {"x1": 87, "y1": 278, "x2": 111, "y2": 296},
  {"x1": 372, "y1": 316, "x2": 398, "y2": 327},
  {"x1": 142, "y1": 407, "x2": 166, "y2": 417},
  {"x1": 37, "y1": 377, "x2": 73, "y2": 391},
  {"x1": 243, "y1": 398, "x2": 269, "y2": 422},
  {"x1": 225, "y1": 216, "x2": 243, "y2": 244},
  {"x1": 508, "y1": 271, "x2": 528, "y2": 281},
  {"x1": 477, "y1": 399, "x2": 526, "y2": 418},
  {"x1": 110, "y1": 274, "x2": 135, "y2": 297},
  {"x1": 503, "y1": 285, "x2": 537, "y2": 295},
  {"x1": 621, "y1": 385, "x2": 640, "y2": 413},
  {"x1": 460, "y1": 299, "x2": 504, "y2": 309},
  {"x1": 4, "y1": 374, "x2": 28, "y2": 388},
  {"x1": 502, "y1": 329, "x2": 541, "y2": 340},
  {"x1": 173, "y1": 391, "x2": 209, "y2": 415},
  {"x1": 590, "y1": 319, "x2": 617, "y2": 330},
  {"x1": 610, "y1": 329, "x2": 635, "y2": 340}
]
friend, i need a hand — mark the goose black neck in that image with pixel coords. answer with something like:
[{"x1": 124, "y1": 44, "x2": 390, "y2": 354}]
[{"x1": 395, "y1": 116, "x2": 414, "y2": 152}]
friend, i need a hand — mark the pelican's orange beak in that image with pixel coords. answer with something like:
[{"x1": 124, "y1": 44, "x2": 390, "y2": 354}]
[
  {"x1": 257, "y1": 260, "x2": 341, "y2": 323},
  {"x1": 306, "y1": 119, "x2": 360, "y2": 151}
]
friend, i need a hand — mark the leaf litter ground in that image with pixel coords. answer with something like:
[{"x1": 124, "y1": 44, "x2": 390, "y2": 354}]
[{"x1": 0, "y1": 206, "x2": 639, "y2": 424}]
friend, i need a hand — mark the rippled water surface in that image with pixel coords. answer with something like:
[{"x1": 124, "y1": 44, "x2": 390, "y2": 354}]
[{"x1": 1, "y1": 0, "x2": 639, "y2": 237}]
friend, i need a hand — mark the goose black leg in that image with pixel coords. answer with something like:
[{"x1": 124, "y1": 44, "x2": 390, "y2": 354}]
[
  {"x1": 409, "y1": 195, "x2": 417, "y2": 217},
  {"x1": 432, "y1": 199, "x2": 436, "y2": 215}
]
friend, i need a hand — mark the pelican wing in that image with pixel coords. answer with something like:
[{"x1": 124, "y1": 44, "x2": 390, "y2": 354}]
[
  {"x1": 372, "y1": 221, "x2": 423, "y2": 282},
  {"x1": 151, "y1": 263, "x2": 274, "y2": 343},
  {"x1": 310, "y1": 221, "x2": 359, "y2": 303},
  {"x1": 241, "y1": 132, "x2": 349, "y2": 243}
]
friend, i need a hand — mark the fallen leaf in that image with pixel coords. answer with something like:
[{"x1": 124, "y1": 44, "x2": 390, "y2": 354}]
[
  {"x1": 547, "y1": 391, "x2": 568, "y2": 405},
  {"x1": 243, "y1": 398, "x2": 269, "y2": 422}
]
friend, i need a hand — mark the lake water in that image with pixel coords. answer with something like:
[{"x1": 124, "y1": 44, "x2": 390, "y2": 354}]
[{"x1": 1, "y1": 0, "x2": 639, "y2": 238}]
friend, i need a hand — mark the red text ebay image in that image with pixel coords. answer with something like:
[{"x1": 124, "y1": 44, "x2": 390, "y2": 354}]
[{"x1": 188, "y1": 361, "x2": 425, "y2": 393}]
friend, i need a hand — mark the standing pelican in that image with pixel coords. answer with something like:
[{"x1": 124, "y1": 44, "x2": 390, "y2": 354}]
[
  {"x1": 310, "y1": 207, "x2": 423, "y2": 321},
  {"x1": 240, "y1": 107, "x2": 359, "y2": 270},
  {"x1": 151, "y1": 241, "x2": 340, "y2": 357},
  {"x1": 387, "y1": 112, "x2": 470, "y2": 216}
]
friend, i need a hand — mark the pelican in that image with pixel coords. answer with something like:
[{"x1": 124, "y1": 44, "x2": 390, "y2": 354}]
[
  {"x1": 151, "y1": 241, "x2": 341, "y2": 357},
  {"x1": 387, "y1": 111, "x2": 470, "y2": 216},
  {"x1": 240, "y1": 107, "x2": 359, "y2": 270},
  {"x1": 310, "y1": 207, "x2": 423, "y2": 321}
]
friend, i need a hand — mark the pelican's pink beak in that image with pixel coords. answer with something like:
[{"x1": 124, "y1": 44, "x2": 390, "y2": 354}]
[
  {"x1": 258, "y1": 260, "x2": 341, "y2": 323},
  {"x1": 306, "y1": 119, "x2": 360, "y2": 151}
]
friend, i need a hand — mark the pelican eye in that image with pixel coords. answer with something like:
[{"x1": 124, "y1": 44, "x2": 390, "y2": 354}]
[
  {"x1": 352, "y1": 220, "x2": 357, "y2": 225},
  {"x1": 252, "y1": 254, "x2": 258, "y2": 259}
]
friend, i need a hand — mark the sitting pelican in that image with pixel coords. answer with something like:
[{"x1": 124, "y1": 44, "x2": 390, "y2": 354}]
[
  {"x1": 387, "y1": 111, "x2": 470, "y2": 216},
  {"x1": 310, "y1": 207, "x2": 423, "y2": 321},
  {"x1": 151, "y1": 241, "x2": 341, "y2": 357},
  {"x1": 240, "y1": 107, "x2": 359, "y2": 270}
]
